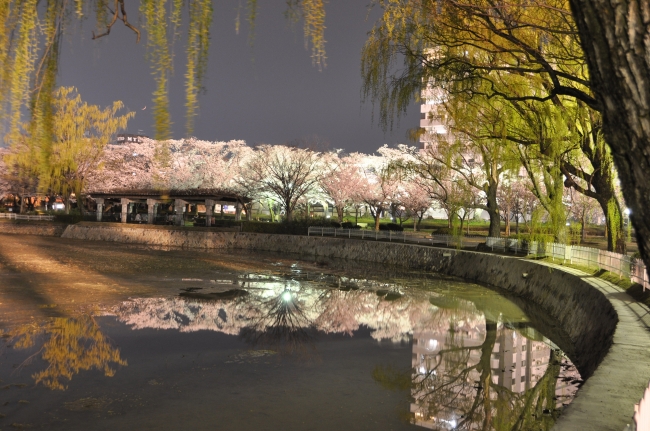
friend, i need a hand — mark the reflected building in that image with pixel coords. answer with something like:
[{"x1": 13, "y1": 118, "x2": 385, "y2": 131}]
[{"x1": 410, "y1": 322, "x2": 579, "y2": 429}]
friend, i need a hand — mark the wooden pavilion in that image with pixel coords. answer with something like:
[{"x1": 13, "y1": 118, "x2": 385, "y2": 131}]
[{"x1": 88, "y1": 189, "x2": 251, "y2": 226}]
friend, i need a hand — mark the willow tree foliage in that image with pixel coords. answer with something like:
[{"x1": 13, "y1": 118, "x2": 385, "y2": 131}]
[
  {"x1": 48, "y1": 88, "x2": 133, "y2": 206},
  {"x1": 10, "y1": 314, "x2": 127, "y2": 390},
  {"x1": 0, "y1": 0, "x2": 328, "y2": 142},
  {"x1": 361, "y1": 0, "x2": 625, "y2": 250},
  {"x1": 415, "y1": 94, "x2": 521, "y2": 238}
]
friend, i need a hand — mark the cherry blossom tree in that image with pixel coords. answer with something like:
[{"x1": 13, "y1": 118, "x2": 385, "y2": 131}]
[
  {"x1": 319, "y1": 152, "x2": 364, "y2": 222},
  {"x1": 165, "y1": 138, "x2": 248, "y2": 190},
  {"x1": 568, "y1": 188, "x2": 601, "y2": 242},
  {"x1": 242, "y1": 144, "x2": 322, "y2": 222},
  {"x1": 399, "y1": 181, "x2": 434, "y2": 231},
  {"x1": 86, "y1": 139, "x2": 160, "y2": 191},
  {"x1": 355, "y1": 161, "x2": 400, "y2": 231},
  {"x1": 86, "y1": 138, "x2": 248, "y2": 193}
]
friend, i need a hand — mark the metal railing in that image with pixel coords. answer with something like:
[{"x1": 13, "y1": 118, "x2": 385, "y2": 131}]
[
  {"x1": 485, "y1": 236, "x2": 649, "y2": 291},
  {"x1": 0, "y1": 213, "x2": 54, "y2": 221},
  {"x1": 307, "y1": 226, "x2": 485, "y2": 248}
]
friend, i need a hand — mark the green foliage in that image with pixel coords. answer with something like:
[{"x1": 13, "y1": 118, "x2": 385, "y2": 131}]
[
  {"x1": 46, "y1": 88, "x2": 133, "y2": 198},
  {"x1": 140, "y1": 0, "x2": 174, "y2": 140},
  {"x1": 184, "y1": 0, "x2": 213, "y2": 135},
  {"x1": 241, "y1": 218, "x2": 333, "y2": 235},
  {"x1": 0, "y1": 1, "x2": 328, "y2": 141}
]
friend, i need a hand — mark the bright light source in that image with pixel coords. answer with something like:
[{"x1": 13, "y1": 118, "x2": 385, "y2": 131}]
[
  {"x1": 282, "y1": 291, "x2": 292, "y2": 302},
  {"x1": 625, "y1": 208, "x2": 631, "y2": 215}
]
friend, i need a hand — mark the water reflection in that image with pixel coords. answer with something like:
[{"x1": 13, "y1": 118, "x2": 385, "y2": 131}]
[
  {"x1": 375, "y1": 307, "x2": 580, "y2": 430},
  {"x1": 6, "y1": 315, "x2": 127, "y2": 390},
  {"x1": 114, "y1": 281, "x2": 435, "y2": 343},
  {"x1": 2, "y1": 271, "x2": 580, "y2": 430}
]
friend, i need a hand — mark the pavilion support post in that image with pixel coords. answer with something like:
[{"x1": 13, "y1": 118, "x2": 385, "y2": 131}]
[
  {"x1": 120, "y1": 198, "x2": 130, "y2": 223},
  {"x1": 147, "y1": 199, "x2": 157, "y2": 225},
  {"x1": 95, "y1": 198, "x2": 104, "y2": 222},
  {"x1": 235, "y1": 202, "x2": 242, "y2": 221},
  {"x1": 205, "y1": 199, "x2": 215, "y2": 227},
  {"x1": 174, "y1": 199, "x2": 187, "y2": 226}
]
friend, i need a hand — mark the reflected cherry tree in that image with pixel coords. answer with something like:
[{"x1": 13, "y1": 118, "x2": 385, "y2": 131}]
[
  {"x1": 114, "y1": 281, "x2": 441, "y2": 345},
  {"x1": 239, "y1": 290, "x2": 315, "y2": 355}
]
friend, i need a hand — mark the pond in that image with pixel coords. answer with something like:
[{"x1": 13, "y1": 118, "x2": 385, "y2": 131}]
[{"x1": 0, "y1": 236, "x2": 580, "y2": 430}]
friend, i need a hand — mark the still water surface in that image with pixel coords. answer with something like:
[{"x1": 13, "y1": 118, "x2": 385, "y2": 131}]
[{"x1": 0, "y1": 243, "x2": 580, "y2": 430}]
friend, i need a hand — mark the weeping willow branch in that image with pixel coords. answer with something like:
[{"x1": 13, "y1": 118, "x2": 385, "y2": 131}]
[
  {"x1": 0, "y1": 0, "x2": 328, "y2": 145},
  {"x1": 91, "y1": 0, "x2": 140, "y2": 42},
  {"x1": 185, "y1": 0, "x2": 213, "y2": 136}
]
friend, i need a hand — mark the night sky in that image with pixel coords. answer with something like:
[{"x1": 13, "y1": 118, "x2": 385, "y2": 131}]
[{"x1": 57, "y1": 0, "x2": 420, "y2": 154}]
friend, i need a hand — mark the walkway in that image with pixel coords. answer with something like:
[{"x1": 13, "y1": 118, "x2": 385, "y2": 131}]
[{"x1": 538, "y1": 261, "x2": 650, "y2": 431}]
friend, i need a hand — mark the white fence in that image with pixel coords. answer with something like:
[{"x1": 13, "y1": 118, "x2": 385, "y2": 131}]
[
  {"x1": 0, "y1": 213, "x2": 54, "y2": 221},
  {"x1": 486, "y1": 237, "x2": 649, "y2": 291},
  {"x1": 307, "y1": 227, "x2": 650, "y2": 292}
]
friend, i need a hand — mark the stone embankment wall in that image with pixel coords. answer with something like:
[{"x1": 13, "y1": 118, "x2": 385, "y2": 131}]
[
  {"x1": 0, "y1": 221, "x2": 67, "y2": 237},
  {"x1": 63, "y1": 222, "x2": 616, "y2": 379}
]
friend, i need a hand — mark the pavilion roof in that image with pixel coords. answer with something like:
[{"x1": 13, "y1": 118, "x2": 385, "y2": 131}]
[{"x1": 87, "y1": 188, "x2": 250, "y2": 203}]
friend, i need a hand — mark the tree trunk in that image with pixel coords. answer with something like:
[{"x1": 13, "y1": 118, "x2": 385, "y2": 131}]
[
  {"x1": 374, "y1": 207, "x2": 381, "y2": 231},
  {"x1": 76, "y1": 188, "x2": 85, "y2": 216},
  {"x1": 515, "y1": 211, "x2": 520, "y2": 235},
  {"x1": 285, "y1": 201, "x2": 293, "y2": 222},
  {"x1": 485, "y1": 185, "x2": 500, "y2": 237},
  {"x1": 267, "y1": 199, "x2": 276, "y2": 222},
  {"x1": 549, "y1": 210, "x2": 567, "y2": 244},
  {"x1": 245, "y1": 203, "x2": 253, "y2": 221},
  {"x1": 336, "y1": 205, "x2": 344, "y2": 223},
  {"x1": 569, "y1": 0, "x2": 650, "y2": 267},
  {"x1": 598, "y1": 197, "x2": 626, "y2": 254}
]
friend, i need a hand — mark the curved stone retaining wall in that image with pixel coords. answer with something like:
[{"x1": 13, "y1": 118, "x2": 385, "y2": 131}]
[
  {"x1": 62, "y1": 222, "x2": 641, "y2": 430},
  {"x1": 0, "y1": 221, "x2": 67, "y2": 237}
]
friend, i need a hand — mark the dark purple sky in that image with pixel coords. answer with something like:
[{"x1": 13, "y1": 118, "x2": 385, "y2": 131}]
[{"x1": 57, "y1": 0, "x2": 419, "y2": 154}]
